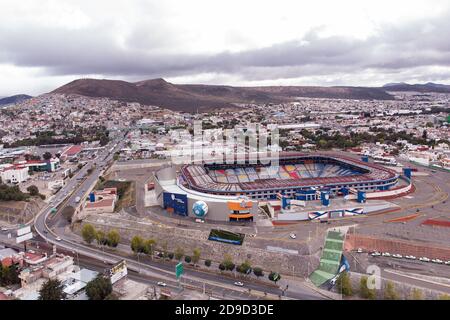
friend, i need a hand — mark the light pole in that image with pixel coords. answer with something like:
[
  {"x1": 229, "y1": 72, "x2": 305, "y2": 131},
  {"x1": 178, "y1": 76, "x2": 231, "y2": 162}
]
[{"x1": 72, "y1": 250, "x2": 79, "y2": 267}]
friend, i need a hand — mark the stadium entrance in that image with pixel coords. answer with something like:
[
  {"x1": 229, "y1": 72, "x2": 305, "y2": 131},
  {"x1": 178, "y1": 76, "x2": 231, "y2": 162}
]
[{"x1": 229, "y1": 213, "x2": 254, "y2": 222}]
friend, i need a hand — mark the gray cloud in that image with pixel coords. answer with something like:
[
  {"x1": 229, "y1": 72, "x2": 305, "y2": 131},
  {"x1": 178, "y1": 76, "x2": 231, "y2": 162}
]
[{"x1": 1, "y1": 3, "x2": 450, "y2": 93}]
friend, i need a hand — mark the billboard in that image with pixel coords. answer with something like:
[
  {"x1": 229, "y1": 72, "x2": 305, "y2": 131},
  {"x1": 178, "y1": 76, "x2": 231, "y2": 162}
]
[
  {"x1": 163, "y1": 192, "x2": 188, "y2": 216},
  {"x1": 109, "y1": 260, "x2": 128, "y2": 284},
  {"x1": 16, "y1": 232, "x2": 33, "y2": 243},
  {"x1": 208, "y1": 229, "x2": 244, "y2": 245},
  {"x1": 17, "y1": 226, "x2": 31, "y2": 237}
]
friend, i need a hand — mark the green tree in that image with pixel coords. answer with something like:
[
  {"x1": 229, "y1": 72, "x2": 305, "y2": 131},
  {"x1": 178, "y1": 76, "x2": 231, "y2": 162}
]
[
  {"x1": 336, "y1": 272, "x2": 353, "y2": 296},
  {"x1": 27, "y1": 185, "x2": 39, "y2": 196},
  {"x1": 204, "y1": 259, "x2": 212, "y2": 267},
  {"x1": 237, "y1": 260, "x2": 252, "y2": 275},
  {"x1": 192, "y1": 248, "x2": 201, "y2": 266},
  {"x1": 130, "y1": 236, "x2": 144, "y2": 253},
  {"x1": 77, "y1": 163, "x2": 83, "y2": 170},
  {"x1": 360, "y1": 276, "x2": 376, "y2": 300},
  {"x1": 106, "y1": 229, "x2": 120, "y2": 247},
  {"x1": 222, "y1": 254, "x2": 235, "y2": 271},
  {"x1": 43, "y1": 152, "x2": 53, "y2": 160},
  {"x1": 39, "y1": 279, "x2": 66, "y2": 300},
  {"x1": 253, "y1": 267, "x2": 264, "y2": 278},
  {"x1": 268, "y1": 272, "x2": 281, "y2": 284},
  {"x1": 185, "y1": 256, "x2": 192, "y2": 263},
  {"x1": 0, "y1": 264, "x2": 20, "y2": 286},
  {"x1": 113, "y1": 153, "x2": 119, "y2": 161},
  {"x1": 383, "y1": 281, "x2": 399, "y2": 300},
  {"x1": 174, "y1": 247, "x2": 184, "y2": 261},
  {"x1": 144, "y1": 239, "x2": 156, "y2": 256},
  {"x1": 218, "y1": 263, "x2": 226, "y2": 271},
  {"x1": 85, "y1": 275, "x2": 113, "y2": 300},
  {"x1": 96, "y1": 230, "x2": 107, "y2": 246},
  {"x1": 410, "y1": 288, "x2": 423, "y2": 300},
  {"x1": 81, "y1": 224, "x2": 97, "y2": 244}
]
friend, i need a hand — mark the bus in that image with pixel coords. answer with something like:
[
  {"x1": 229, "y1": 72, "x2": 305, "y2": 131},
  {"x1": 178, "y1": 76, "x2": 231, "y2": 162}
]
[{"x1": 372, "y1": 155, "x2": 398, "y2": 166}]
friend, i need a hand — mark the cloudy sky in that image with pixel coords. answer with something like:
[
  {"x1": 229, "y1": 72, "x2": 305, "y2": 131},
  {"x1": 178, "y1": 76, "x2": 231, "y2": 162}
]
[{"x1": 1, "y1": 0, "x2": 450, "y2": 96}]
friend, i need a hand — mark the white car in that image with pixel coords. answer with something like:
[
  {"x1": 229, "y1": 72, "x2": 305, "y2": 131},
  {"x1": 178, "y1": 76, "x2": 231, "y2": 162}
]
[
  {"x1": 357, "y1": 248, "x2": 363, "y2": 253},
  {"x1": 55, "y1": 237, "x2": 62, "y2": 241},
  {"x1": 392, "y1": 254, "x2": 403, "y2": 259},
  {"x1": 234, "y1": 282, "x2": 244, "y2": 287},
  {"x1": 405, "y1": 255, "x2": 416, "y2": 260},
  {"x1": 157, "y1": 282, "x2": 167, "y2": 287},
  {"x1": 1, "y1": 227, "x2": 7, "y2": 231},
  {"x1": 371, "y1": 251, "x2": 381, "y2": 257},
  {"x1": 445, "y1": 261, "x2": 450, "y2": 265},
  {"x1": 419, "y1": 257, "x2": 430, "y2": 262},
  {"x1": 432, "y1": 259, "x2": 443, "y2": 264},
  {"x1": 290, "y1": 233, "x2": 297, "y2": 239},
  {"x1": 382, "y1": 252, "x2": 391, "y2": 257}
]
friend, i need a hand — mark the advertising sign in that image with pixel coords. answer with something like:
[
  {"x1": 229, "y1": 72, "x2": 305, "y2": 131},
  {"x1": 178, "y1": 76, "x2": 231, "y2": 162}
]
[
  {"x1": 109, "y1": 260, "x2": 128, "y2": 284},
  {"x1": 17, "y1": 226, "x2": 31, "y2": 237},
  {"x1": 16, "y1": 232, "x2": 33, "y2": 243},
  {"x1": 163, "y1": 192, "x2": 188, "y2": 216}
]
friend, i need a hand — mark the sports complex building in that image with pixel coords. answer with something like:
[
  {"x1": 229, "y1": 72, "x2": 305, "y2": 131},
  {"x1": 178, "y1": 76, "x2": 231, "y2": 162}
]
[{"x1": 154, "y1": 152, "x2": 409, "y2": 222}]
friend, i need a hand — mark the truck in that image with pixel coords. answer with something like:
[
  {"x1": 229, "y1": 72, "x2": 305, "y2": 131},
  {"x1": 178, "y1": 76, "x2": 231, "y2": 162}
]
[{"x1": 75, "y1": 196, "x2": 81, "y2": 203}]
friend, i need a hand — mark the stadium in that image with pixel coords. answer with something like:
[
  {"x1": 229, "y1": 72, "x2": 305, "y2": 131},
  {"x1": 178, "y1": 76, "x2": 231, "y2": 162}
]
[{"x1": 153, "y1": 152, "x2": 408, "y2": 222}]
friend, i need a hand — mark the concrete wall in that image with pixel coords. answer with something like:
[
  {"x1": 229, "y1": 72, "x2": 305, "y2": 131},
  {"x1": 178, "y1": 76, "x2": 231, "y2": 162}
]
[{"x1": 77, "y1": 215, "x2": 326, "y2": 277}]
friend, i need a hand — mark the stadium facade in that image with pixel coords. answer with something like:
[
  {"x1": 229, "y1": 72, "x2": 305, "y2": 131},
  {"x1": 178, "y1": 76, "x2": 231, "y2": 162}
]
[{"x1": 154, "y1": 153, "x2": 400, "y2": 222}]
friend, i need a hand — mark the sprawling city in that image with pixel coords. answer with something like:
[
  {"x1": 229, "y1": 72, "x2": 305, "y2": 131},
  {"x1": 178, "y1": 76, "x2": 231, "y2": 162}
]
[{"x1": 0, "y1": 0, "x2": 449, "y2": 316}]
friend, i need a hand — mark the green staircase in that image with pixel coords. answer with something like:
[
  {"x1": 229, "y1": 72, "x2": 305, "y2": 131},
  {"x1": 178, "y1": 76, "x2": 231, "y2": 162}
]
[{"x1": 309, "y1": 230, "x2": 345, "y2": 287}]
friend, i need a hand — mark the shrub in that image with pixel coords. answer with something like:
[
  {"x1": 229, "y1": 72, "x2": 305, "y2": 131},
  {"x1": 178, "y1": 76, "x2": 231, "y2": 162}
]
[{"x1": 205, "y1": 260, "x2": 212, "y2": 267}]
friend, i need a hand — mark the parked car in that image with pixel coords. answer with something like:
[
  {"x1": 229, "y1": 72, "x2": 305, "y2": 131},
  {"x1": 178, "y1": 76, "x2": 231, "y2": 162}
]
[
  {"x1": 432, "y1": 259, "x2": 443, "y2": 264},
  {"x1": 382, "y1": 252, "x2": 391, "y2": 257},
  {"x1": 419, "y1": 257, "x2": 430, "y2": 262},
  {"x1": 357, "y1": 248, "x2": 363, "y2": 253},
  {"x1": 371, "y1": 251, "x2": 381, "y2": 257},
  {"x1": 444, "y1": 261, "x2": 450, "y2": 265},
  {"x1": 392, "y1": 254, "x2": 403, "y2": 259},
  {"x1": 55, "y1": 237, "x2": 62, "y2": 241},
  {"x1": 405, "y1": 255, "x2": 416, "y2": 260},
  {"x1": 234, "y1": 282, "x2": 244, "y2": 287},
  {"x1": 290, "y1": 233, "x2": 297, "y2": 239},
  {"x1": 157, "y1": 282, "x2": 167, "y2": 287}
]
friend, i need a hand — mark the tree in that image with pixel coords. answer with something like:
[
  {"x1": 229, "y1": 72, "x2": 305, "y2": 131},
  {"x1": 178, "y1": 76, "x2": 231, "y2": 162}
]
[
  {"x1": 85, "y1": 275, "x2": 113, "y2": 300},
  {"x1": 43, "y1": 152, "x2": 52, "y2": 160},
  {"x1": 204, "y1": 259, "x2": 212, "y2": 267},
  {"x1": 61, "y1": 206, "x2": 75, "y2": 223},
  {"x1": 0, "y1": 264, "x2": 20, "y2": 286},
  {"x1": 218, "y1": 263, "x2": 226, "y2": 271},
  {"x1": 184, "y1": 256, "x2": 192, "y2": 263},
  {"x1": 410, "y1": 288, "x2": 423, "y2": 300},
  {"x1": 222, "y1": 254, "x2": 235, "y2": 271},
  {"x1": 383, "y1": 281, "x2": 399, "y2": 300},
  {"x1": 68, "y1": 172, "x2": 74, "y2": 179},
  {"x1": 268, "y1": 272, "x2": 281, "y2": 284},
  {"x1": 143, "y1": 238, "x2": 156, "y2": 256},
  {"x1": 167, "y1": 252, "x2": 174, "y2": 260},
  {"x1": 422, "y1": 130, "x2": 428, "y2": 140},
  {"x1": 237, "y1": 260, "x2": 252, "y2": 275},
  {"x1": 81, "y1": 224, "x2": 97, "y2": 244},
  {"x1": 174, "y1": 247, "x2": 184, "y2": 261},
  {"x1": 96, "y1": 230, "x2": 107, "y2": 246},
  {"x1": 253, "y1": 267, "x2": 264, "y2": 278},
  {"x1": 27, "y1": 185, "x2": 39, "y2": 196},
  {"x1": 107, "y1": 229, "x2": 120, "y2": 247},
  {"x1": 360, "y1": 276, "x2": 376, "y2": 300},
  {"x1": 113, "y1": 153, "x2": 119, "y2": 161},
  {"x1": 192, "y1": 248, "x2": 201, "y2": 266},
  {"x1": 39, "y1": 279, "x2": 66, "y2": 300},
  {"x1": 130, "y1": 236, "x2": 144, "y2": 253},
  {"x1": 336, "y1": 272, "x2": 353, "y2": 296},
  {"x1": 77, "y1": 163, "x2": 83, "y2": 170}
]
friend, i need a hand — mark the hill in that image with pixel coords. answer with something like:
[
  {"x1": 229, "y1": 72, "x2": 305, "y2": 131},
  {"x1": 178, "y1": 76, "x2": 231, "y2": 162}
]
[
  {"x1": 382, "y1": 82, "x2": 450, "y2": 93},
  {"x1": 0, "y1": 94, "x2": 32, "y2": 106},
  {"x1": 52, "y1": 78, "x2": 394, "y2": 112}
]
